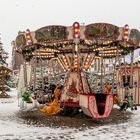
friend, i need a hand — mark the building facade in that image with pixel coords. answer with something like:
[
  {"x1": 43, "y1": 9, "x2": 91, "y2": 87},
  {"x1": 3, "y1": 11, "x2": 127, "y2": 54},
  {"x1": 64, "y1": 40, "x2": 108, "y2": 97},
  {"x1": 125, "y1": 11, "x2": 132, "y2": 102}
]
[{"x1": 116, "y1": 63, "x2": 140, "y2": 105}]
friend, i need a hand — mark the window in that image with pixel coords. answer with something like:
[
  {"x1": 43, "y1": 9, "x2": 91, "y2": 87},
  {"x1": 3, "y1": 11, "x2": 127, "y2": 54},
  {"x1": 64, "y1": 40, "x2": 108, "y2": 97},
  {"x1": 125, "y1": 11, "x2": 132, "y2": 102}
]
[{"x1": 122, "y1": 75, "x2": 133, "y2": 87}]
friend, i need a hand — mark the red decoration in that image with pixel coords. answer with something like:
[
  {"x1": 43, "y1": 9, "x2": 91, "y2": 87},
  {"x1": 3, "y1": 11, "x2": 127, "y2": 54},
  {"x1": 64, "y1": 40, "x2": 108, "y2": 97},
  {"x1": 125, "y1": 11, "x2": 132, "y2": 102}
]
[
  {"x1": 67, "y1": 98, "x2": 73, "y2": 102},
  {"x1": 73, "y1": 22, "x2": 80, "y2": 38},
  {"x1": 123, "y1": 24, "x2": 129, "y2": 41},
  {"x1": 26, "y1": 29, "x2": 32, "y2": 45}
]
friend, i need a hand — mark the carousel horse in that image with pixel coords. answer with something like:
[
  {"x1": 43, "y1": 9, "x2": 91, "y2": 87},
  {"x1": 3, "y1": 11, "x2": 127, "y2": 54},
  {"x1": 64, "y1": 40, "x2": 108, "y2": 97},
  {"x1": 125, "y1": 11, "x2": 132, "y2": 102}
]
[
  {"x1": 39, "y1": 86, "x2": 61, "y2": 115},
  {"x1": 114, "y1": 95, "x2": 122, "y2": 107},
  {"x1": 105, "y1": 83, "x2": 111, "y2": 94}
]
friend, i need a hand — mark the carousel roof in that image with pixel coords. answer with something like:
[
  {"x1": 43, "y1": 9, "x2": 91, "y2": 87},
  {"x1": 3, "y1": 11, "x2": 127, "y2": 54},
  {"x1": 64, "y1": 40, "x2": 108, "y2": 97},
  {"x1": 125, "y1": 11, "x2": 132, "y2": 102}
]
[{"x1": 13, "y1": 22, "x2": 140, "y2": 61}]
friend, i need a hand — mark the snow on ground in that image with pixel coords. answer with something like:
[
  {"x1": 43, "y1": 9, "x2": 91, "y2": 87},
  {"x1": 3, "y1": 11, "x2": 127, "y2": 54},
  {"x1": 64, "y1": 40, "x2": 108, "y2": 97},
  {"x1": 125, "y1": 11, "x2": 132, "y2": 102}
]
[{"x1": 0, "y1": 89, "x2": 140, "y2": 140}]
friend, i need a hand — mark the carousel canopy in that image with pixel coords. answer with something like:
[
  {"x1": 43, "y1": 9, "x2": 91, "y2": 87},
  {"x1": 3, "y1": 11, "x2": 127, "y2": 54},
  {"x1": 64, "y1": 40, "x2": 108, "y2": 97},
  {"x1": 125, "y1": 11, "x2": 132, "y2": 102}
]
[{"x1": 13, "y1": 22, "x2": 140, "y2": 61}]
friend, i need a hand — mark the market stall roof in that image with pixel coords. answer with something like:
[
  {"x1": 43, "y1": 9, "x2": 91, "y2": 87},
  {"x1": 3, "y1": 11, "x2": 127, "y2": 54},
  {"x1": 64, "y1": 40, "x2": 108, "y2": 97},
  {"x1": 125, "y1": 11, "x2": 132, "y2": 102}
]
[{"x1": 0, "y1": 66, "x2": 12, "y2": 77}]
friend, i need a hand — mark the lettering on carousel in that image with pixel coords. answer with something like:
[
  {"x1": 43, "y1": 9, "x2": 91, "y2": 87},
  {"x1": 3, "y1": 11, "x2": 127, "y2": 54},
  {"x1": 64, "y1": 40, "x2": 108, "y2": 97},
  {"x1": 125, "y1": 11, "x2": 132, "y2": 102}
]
[
  {"x1": 84, "y1": 23, "x2": 120, "y2": 40},
  {"x1": 35, "y1": 26, "x2": 68, "y2": 42}
]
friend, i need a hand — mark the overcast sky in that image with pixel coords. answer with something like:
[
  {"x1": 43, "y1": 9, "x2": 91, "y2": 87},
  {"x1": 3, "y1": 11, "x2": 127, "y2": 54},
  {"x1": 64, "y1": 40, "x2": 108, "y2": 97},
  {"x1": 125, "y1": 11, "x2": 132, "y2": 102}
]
[{"x1": 0, "y1": 0, "x2": 140, "y2": 62}]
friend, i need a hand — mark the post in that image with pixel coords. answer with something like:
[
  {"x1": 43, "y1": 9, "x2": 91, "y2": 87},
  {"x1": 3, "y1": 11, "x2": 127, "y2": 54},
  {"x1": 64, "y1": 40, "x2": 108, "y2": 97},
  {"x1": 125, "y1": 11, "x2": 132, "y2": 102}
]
[
  {"x1": 130, "y1": 51, "x2": 134, "y2": 99},
  {"x1": 23, "y1": 60, "x2": 27, "y2": 89},
  {"x1": 100, "y1": 52, "x2": 104, "y2": 93},
  {"x1": 123, "y1": 55, "x2": 127, "y2": 96},
  {"x1": 33, "y1": 58, "x2": 37, "y2": 89}
]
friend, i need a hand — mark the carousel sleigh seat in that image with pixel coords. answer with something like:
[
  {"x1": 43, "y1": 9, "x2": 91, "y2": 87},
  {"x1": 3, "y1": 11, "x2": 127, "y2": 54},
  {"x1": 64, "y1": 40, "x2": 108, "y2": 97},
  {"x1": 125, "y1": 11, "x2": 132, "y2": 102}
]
[{"x1": 79, "y1": 93, "x2": 114, "y2": 118}]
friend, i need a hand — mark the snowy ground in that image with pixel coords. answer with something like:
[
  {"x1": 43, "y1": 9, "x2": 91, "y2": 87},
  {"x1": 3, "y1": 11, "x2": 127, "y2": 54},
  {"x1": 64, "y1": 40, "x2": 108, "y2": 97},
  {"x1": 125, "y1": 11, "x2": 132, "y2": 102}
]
[{"x1": 0, "y1": 89, "x2": 140, "y2": 140}]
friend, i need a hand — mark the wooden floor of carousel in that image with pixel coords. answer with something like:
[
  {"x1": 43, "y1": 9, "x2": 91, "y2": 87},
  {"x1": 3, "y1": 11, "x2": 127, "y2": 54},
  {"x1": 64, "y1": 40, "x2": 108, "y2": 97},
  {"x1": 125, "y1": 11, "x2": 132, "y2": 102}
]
[{"x1": 16, "y1": 107, "x2": 133, "y2": 128}]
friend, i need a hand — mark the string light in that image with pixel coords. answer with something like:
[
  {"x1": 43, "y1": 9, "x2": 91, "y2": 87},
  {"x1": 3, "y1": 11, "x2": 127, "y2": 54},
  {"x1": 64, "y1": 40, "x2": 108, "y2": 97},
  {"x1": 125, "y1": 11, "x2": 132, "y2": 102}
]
[
  {"x1": 26, "y1": 29, "x2": 32, "y2": 45},
  {"x1": 123, "y1": 24, "x2": 129, "y2": 41}
]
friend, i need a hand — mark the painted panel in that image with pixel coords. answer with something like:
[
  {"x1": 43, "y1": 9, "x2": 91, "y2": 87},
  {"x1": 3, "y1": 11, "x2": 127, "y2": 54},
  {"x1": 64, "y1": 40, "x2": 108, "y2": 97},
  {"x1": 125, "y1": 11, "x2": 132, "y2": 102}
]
[
  {"x1": 61, "y1": 72, "x2": 80, "y2": 102},
  {"x1": 79, "y1": 94, "x2": 88, "y2": 108},
  {"x1": 35, "y1": 26, "x2": 68, "y2": 42},
  {"x1": 129, "y1": 29, "x2": 140, "y2": 46},
  {"x1": 15, "y1": 34, "x2": 26, "y2": 49},
  {"x1": 85, "y1": 23, "x2": 120, "y2": 40},
  {"x1": 88, "y1": 96, "x2": 99, "y2": 118},
  {"x1": 104, "y1": 94, "x2": 114, "y2": 117}
]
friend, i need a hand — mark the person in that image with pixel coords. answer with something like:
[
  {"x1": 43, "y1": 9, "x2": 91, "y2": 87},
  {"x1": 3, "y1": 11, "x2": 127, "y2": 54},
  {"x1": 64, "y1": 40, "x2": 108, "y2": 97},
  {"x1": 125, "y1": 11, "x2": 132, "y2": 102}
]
[
  {"x1": 124, "y1": 87, "x2": 130, "y2": 99},
  {"x1": 119, "y1": 87, "x2": 130, "y2": 111}
]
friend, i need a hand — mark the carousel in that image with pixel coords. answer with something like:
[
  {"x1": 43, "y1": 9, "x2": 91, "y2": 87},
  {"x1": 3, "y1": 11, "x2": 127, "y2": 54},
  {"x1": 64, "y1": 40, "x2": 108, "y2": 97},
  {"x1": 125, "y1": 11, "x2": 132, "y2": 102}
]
[{"x1": 13, "y1": 22, "x2": 140, "y2": 118}]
